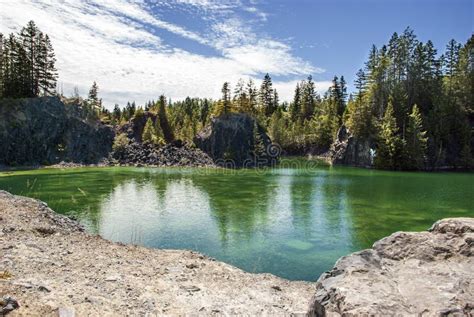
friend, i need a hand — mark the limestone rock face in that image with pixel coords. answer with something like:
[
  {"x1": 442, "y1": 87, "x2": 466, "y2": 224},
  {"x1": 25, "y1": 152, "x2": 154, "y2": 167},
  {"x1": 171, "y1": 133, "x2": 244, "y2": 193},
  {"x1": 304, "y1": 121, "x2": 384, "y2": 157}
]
[
  {"x1": 0, "y1": 97, "x2": 114, "y2": 165},
  {"x1": 328, "y1": 125, "x2": 374, "y2": 168},
  {"x1": 308, "y1": 218, "x2": 474, "y2": 316},
  {"x1": 194, "y1": 113, "x2": 279, "y2": 167}
]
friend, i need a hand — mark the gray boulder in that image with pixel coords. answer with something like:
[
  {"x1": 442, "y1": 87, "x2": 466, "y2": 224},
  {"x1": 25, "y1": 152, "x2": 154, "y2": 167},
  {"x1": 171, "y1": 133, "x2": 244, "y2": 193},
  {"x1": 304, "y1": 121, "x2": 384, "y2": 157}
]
[
  {"x1": 194, "y1": 113, "x2": 279, "y2": 168},
  {"x1": 308, "y1": 218, "x2": 474, "y2": 316}
]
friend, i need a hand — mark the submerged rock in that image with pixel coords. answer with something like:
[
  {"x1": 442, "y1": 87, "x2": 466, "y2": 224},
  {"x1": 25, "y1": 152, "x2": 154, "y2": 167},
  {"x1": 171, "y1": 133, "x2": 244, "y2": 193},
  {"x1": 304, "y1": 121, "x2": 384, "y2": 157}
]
[
  {"x1": 194, "y1": 113, "x2": 279, "y2": 168},
  {"x1": 308, "y1": 218, "x2": 474, "y2": 316}
]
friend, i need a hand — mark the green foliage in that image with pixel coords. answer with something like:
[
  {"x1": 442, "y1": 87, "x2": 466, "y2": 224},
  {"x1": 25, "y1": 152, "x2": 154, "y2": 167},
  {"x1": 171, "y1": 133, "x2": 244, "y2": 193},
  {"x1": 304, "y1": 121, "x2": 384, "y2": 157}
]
[
  {"x1": 252, "y1": 121, "x2": 266, "y2": 157},
  {"x1": 142, "y1": 118, "x2": 158, "y2": 144},
  {"x1": 87, "y1": 81, "x2": 100, "y2": 108},
  {"x1": 157, "y1": 95, "x2": 174, "y2": 143},
  {"x1": 405, "y1": 105, "x2": 428, "y2": 169},
  {"x1": 259, "y1": 73, "x2": 276, "y2": 117},
  {"x1": 134, "y1": 107, "x2": 145, "y2": 120},
  {"x1": 375, "y1": 100, "x2": 404, "y2": 169},
  {"x1": 0, "y1": 20, "x2": 57, "y2": 98},
  {"x1": 221, "y1": 82, "x2": 231, "y2": 115},
  {"x1": 344, "y1": 30, "x2": 472, "y2": 170},
  {"x1": 112, "y1": 133, "x2": 130, "y2": 152}
]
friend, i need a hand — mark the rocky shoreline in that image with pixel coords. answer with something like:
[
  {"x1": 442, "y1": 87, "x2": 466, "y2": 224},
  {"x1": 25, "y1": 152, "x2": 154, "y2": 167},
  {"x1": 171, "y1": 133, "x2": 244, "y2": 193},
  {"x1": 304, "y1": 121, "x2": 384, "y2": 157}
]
[{"x1": 0, "y1": 191, "x2": 312, "y2": 316}]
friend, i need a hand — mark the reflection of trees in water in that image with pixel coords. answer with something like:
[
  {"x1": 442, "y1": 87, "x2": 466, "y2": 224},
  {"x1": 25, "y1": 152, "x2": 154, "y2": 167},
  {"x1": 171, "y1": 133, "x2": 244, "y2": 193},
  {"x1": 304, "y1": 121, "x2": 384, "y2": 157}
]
[
  {"x1": 285, "y1": 169, "x2": 355, "y2": 252},
  {"x1": 192, "y1": 171, "x2": 278, "y2": 246},
  {"x1": 289, "y1": 173, "x2": 316, "y2": 236}
]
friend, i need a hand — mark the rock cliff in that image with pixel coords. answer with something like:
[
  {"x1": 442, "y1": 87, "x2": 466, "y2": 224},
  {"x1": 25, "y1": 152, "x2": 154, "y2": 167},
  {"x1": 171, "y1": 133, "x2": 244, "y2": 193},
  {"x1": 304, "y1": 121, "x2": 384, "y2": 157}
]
[
  {"x1": 308, "y1": 218, "x2": 474, "y2": 316},
  {"x1": 326, "y1": 126, "x2": 374, "y2": 168},
  {"x1": 194, "y1": 113, "x2": 279, "y2": 167},
  {"x1": 0, "y1": 97, "x2": 114, "y2": 166}
]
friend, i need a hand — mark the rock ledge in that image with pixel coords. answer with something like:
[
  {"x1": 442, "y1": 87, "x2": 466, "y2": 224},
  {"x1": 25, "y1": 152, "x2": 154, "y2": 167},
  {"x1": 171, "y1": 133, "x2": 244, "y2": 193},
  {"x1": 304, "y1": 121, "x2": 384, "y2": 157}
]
[{"x1": 308, "y1": 217, "x2": 474, "y2": 316}]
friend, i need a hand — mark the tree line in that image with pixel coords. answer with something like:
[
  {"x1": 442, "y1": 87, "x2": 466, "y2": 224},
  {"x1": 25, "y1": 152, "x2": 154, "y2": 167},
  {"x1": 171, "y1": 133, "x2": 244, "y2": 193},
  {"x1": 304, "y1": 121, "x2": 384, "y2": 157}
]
[
  {"x1": 0, "y1": 21, "x2": 58, "y2": 98},
  {"x1": 345, "y1": 28, "x2": 473, "y2": 169},
  {"x1": 99, "y1": 27, "x2": 472, "y2": 171},
  {"x1": 1, "y1": 21, "x2": 471, "y2": 170}
]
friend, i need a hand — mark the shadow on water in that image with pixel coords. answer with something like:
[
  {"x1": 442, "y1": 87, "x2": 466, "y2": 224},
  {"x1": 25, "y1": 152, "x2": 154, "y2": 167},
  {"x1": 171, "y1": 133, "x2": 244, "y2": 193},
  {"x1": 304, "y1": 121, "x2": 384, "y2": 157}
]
[{"x1": 0, "y1": 163, "x2": 472, "y2": 281}]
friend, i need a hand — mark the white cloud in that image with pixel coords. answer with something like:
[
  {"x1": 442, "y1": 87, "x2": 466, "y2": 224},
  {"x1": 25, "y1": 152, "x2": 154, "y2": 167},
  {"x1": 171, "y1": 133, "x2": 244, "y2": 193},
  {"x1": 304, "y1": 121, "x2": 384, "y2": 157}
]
[{"x1": 0, "y1": 0, "x2": 327, "y2": 108}]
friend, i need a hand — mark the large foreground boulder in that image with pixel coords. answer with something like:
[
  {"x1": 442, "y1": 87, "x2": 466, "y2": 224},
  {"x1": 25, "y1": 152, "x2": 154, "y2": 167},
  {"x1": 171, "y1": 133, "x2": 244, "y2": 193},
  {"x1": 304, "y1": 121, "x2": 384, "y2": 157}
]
[
  {"x1": 0, "y1": 97, "x2": 114, "y2": 165},
  {"x1": 308, "y1": 218, "x2": 474, "y2": 316},
  {"x1": 194, "y1": 113, "x2": 279, "y2": 167}
]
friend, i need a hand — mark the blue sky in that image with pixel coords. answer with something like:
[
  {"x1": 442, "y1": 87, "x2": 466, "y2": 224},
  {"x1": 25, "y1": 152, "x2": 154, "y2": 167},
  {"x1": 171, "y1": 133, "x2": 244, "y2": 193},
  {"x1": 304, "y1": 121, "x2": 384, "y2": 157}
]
[{"x1": 1, "y1": 0, "x2": 472, "y2": 108}]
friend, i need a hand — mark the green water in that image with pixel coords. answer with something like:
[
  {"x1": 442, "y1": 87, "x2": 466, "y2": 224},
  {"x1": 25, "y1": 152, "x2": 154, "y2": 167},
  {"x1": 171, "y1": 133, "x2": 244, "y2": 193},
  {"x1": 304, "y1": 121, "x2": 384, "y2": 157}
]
[{"x1": 0, "y1": 160, "x2": 472, "y2": 281}]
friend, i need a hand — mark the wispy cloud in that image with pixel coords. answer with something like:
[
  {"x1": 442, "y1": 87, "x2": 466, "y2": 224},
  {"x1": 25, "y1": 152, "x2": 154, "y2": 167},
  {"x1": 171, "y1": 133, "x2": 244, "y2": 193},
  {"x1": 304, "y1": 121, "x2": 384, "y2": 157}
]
[{"x1": 0, "y1": 0, "x2": 327, "y2": 107}]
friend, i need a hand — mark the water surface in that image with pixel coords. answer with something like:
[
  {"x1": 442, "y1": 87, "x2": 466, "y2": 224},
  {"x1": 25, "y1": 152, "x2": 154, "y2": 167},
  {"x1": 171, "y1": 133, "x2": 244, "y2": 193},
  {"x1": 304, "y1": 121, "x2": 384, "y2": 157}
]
[{"x1": 0, "y1": 160, "x2": 472, "y2": 281}]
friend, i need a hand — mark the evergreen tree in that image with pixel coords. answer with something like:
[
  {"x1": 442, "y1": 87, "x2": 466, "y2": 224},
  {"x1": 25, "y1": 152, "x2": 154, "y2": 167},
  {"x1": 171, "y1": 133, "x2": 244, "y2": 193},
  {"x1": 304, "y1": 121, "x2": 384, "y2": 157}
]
[
  {"x1": 375, "y1": 99, "x2": 403, "y2": 169},
  {"x1": 246, "y1": 79, "x2": 258, "y2": 114},
  {"x1": 405, "y1": 104, "x2": 427, "y2": 169},
  {"x1": 200, "y1": 99, "x2": 210, "y2": 126},
  {"x1": 273, "y1": 89, "x2": 279, "y2": 111},
  {"x1": 289, "y1": 83, "x2": 301, "y2": 121},
  {"x1": 0, "y1": 21, "x2": 57, "y2": 98},
  {"x1": 111, "y1": 104, "x2": 121, "y2": 125},
  {"x1": 142, "y1": 117, "x2": 157, "y2": 144},
  {"x1": 233, "y1": 78, "x2": 247, "y2": 112},
  {"x1": 301, "y1": 75, "x2": 316, "y2": 120},
  {"x1": 157, "y1": 95, "x2": 174, "y2": 143},
  {"x1": 259, "y1": 73, "x2": 275, "y2": 116},
  {"x1": 87, "y1": 81, "x2": 100, "y2": 108},
  {"x1": 154, "y1": 117, "x2": 165, "y2": 145},
  {"x1": 354, "y1": 68, "x2": 367, "y2": 96},
  {"x1": 221, "y1": 81, "x2": 231, "y2": 114},
  {"x1": 268, "y1": 110, "x2": 285, "y2": 146}
]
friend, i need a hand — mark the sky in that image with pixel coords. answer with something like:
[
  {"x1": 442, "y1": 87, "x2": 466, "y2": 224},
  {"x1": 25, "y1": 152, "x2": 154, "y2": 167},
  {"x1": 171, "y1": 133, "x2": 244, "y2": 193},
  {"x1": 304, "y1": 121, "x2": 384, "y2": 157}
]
[{"x1": 0, "y1": 0, "x2": 472, "y2": 109}]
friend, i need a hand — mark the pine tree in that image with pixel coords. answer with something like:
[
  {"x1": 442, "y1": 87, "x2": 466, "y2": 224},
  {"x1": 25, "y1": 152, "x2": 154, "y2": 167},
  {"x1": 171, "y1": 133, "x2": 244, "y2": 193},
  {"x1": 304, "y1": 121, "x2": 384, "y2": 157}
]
[
  {"x1": 200, "y1": 99, "x2": 210, "y2": 126},
  {"x1": 289, "y1": 83, "x2": 301, "y2": 121},
  {"x1": 273, "y1": 89, "x2": 279, "y2": 111},
  {"x1": 88, "y1": 81, "x2": 100, "y2": 109},
  {"x1": 375, "y1": 99, "x2": 403, "y2": 169},
  {"x1": 354, "y1": 68, "x2": 367, "y2": 96},
  {"x1": 19, "y1": 21, "x2": 38, "y2": 97},
  {"x1": 111, "y1": 104, "x2": 121, "y2": 125},
  {"x1": 405, "y1": 104, "x2": 427, "y2": 169},
  {"x1": 142, "y1": 117, "x2": 157, "y2": 144},
  {"x1": 259, "y1": 73, "x2": 274, "y2": 116},
  {"x1": 158, "y1": 95, "x2": 174, "y2": 143},
  {"x1": 252, "y1": 121, "x2": 266, "y2": 158},
  {"x1": 268, "y1": 110, "x2": 285, "y2": 146},
  {"x1": 233, "y1": 78, "x2": 247, "y2": 112},
  {"x1": 221, "y1": 82, "x2": 231, "y2": 114},
  {"x1": 246, "y1": 79, "x2": 258, "y2": 114},
  {"x1": 301, "y1": 75, "x2": 315, "y2": 120},
  {"x1": 40, "y1": 34, "x2": 57, "y2": 95}
]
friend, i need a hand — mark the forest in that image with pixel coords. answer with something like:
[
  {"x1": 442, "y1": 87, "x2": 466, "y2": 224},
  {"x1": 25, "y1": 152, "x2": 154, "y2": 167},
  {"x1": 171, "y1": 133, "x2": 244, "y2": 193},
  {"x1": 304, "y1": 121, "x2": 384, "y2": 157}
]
[{"x1": 1, "y1": 22, "x2": 472, "y2": 170}]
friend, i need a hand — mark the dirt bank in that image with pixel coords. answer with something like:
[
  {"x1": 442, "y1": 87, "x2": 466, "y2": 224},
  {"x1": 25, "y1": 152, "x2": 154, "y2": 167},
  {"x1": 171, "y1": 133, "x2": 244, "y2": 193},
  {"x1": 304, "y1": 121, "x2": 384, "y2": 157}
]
[{"x1": 0, "y1": 191, "x2": 313, "y2": 316}]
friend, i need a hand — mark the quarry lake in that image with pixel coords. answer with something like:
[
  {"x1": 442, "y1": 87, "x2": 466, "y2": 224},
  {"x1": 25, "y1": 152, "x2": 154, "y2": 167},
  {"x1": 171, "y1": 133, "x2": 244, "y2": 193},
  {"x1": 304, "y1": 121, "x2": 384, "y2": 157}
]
[{"x1": 1, "y1": 161, "x2": 472, "y2": 281}]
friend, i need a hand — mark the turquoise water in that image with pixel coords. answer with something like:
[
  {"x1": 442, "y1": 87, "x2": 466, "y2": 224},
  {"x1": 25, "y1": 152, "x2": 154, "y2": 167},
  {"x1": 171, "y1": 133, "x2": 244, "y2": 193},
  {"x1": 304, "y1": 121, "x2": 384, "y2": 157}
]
[{"x1": 0, "y1": 160, "x2": 472, "y2": 281}]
